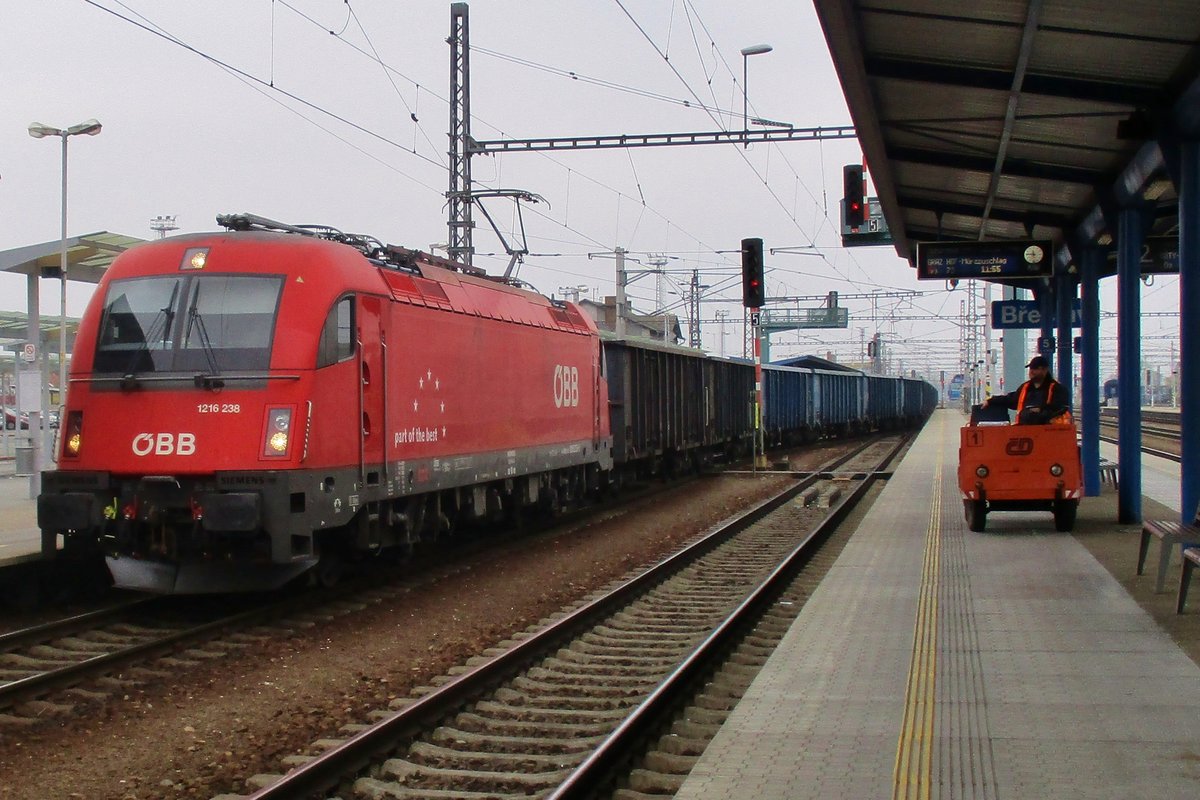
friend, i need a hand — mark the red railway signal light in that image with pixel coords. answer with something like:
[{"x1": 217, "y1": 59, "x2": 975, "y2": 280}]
[
  {"x1": 843, "y1": 164, "x2": 865, "y2": 228},
  {"x1": 741, "y1": 237, "x2": 765, "y2": 308}
]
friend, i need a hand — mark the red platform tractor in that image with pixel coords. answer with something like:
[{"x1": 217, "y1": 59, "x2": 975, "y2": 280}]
[{"x1": 958, "y1": 406, "x2": 1083, "y2": 532}]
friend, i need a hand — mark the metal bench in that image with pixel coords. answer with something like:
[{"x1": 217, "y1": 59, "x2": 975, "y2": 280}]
[
  {"x1": 1178, "y1": 547, "x2": 1200, "y2": 613},
  {"x1": 1098, "y1": 458, "x2": 1118, "y2": 488},
  {"x1": 1138, "y1": 510, "x2": 1200, "y2": 593}
]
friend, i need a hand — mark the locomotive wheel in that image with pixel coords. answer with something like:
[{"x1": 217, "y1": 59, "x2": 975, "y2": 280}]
[
  {"x1": 314, "y1": 555, "x2": 344, "y2": 588},
  {"x1": 964, "y1": 499, "x2": 987, "y2": 532},
  {"x1": 1053, "y1": 499, "x2": 1078, "y2": 532}
]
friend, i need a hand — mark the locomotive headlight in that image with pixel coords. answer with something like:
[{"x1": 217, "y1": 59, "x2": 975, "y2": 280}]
[
  {"x1": 975, "y1": 465, "x2": 989, "y2": 478},
  {"x1": 1050, "y1": 463, "x2": 1063, "y2": 476},
  {"x1": 181, "y1": 247, "x2": 209, "y2": 270},
  {"x1": 262, "y1": 407, "x2": 293, "y2": 458},
  {"x1": 63, "y1": 411, "x2": 84, "y2": 459}
]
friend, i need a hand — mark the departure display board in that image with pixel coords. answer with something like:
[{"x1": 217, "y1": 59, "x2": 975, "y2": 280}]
[{"x1": 916, "y1": 239, "x2": 1054, "y2": 281}]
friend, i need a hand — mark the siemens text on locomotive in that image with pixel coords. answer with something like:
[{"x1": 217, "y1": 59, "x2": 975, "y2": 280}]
[{"x1": 37, "y1": 214, "x2": 937, "y2": 593}]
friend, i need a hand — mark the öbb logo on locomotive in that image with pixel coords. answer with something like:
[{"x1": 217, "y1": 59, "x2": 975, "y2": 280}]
[
  {"x1": 132, "y1": 432, "x2": 196, "y2": 457},
  {"x1": 553, "y1": 364, "x2": 580, "y2": 408}
]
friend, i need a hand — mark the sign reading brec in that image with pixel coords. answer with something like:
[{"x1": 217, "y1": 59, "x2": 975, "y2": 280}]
[{"x1": 991, "y1": 299, "x2": 1082, "y2": 329}]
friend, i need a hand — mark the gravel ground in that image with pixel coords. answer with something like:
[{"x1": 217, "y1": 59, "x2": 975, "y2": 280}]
[{"x1": 0, "y1": 473, "x2": 795, "y2": 800}]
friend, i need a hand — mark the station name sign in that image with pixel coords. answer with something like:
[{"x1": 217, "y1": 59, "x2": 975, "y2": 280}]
[
  {"x1": 916, "y1": 239, "x2": 1054, "y2": 281},
  {"x1": 991, "y1": 299, "x2": 1081, "y2": 330}
]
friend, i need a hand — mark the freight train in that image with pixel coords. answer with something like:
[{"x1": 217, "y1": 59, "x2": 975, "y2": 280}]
[{"x1": 37, "y1": 214, "x2": 936, "y2": 593}]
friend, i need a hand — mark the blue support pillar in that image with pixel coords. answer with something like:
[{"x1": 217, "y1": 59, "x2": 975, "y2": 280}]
[
  {"x1": 1181, "y1": 140, "x2": 1200, "y2": 521},
  {"x1": 1080, "y1": 248, "x2": 1103, "y2": 496},
  {"x1": 1055, "y1": 276, "x2": 1074, "y2": 403},
  {"x1": 1117, "y1": 204, "x2": 1151, "y2": 523}
]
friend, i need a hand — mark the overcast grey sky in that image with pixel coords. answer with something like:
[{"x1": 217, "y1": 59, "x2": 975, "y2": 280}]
[{"x1": 0, "y1": 0, "x2": 1182, "y2": 383}]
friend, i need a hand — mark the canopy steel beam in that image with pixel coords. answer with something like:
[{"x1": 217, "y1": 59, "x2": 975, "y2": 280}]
[
  {"x1": 864, "y1": 55, "x2": 1165, "y2": 107},
  {"x1": 469, "y1": 126, "x2": 856, "y2": 154}
]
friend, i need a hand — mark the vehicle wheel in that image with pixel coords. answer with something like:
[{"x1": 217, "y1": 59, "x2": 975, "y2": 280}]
[
  {"x1": 964, "y1": 499, "x2": 987, "y2": 532},
  {"x1": 313, "y1": 554, "x2": 344, "y2": 588},
  {"x1": 1053, "y1": 499, "x2": 1078, "y2": 532}
]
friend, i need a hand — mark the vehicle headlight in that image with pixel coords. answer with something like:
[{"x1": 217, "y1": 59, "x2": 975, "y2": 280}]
[
  {"x1": 976, "y1": 465, "x2": 989, "y2": 478},
  {"x1": 1050, "y1": 463, "x2": 1063, "y2": 476},
  {"x1": 262, "y1": 407, "x2": 293, "y2": 457}
]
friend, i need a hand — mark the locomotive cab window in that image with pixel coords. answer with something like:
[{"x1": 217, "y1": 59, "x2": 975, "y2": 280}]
[
  {"x1": 317, "y1": 296, "x2": 355, "y2": 368},
  {"x1": 94, "y1": 274, "x2": 284, "y2": 374}
]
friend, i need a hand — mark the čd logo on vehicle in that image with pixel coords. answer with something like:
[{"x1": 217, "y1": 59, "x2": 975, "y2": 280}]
[{"x1": 1005, "y1": 437, "x2": 1034, "y2": 456}]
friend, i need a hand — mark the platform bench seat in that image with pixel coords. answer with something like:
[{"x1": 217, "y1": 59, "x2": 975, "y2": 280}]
[
  {"x1": 1098, "y1": 458, "x2": 1118, "y2": 488},
  {"x1": 1138, "y1": 515, "x2": 1200, "y2": 594},
  {"x1": 1178, "y1": 547, "x2": 1200, "y2": 614}
]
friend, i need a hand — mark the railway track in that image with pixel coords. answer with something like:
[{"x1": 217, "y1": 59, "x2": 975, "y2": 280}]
[
  {"x1": 0, "y1": 449, "x2": 807, "y2": 729},
  {"x1": 1097, "y1": 408, "x2": 1181, "y2": 461},
  {"x1": 227, "y1": 435, "x2": 907, "y2": 800}
]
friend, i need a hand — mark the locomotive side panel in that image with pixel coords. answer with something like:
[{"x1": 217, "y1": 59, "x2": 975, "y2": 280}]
[{"x1": 383, "y1": 299, "x2": 603, "y2": 464}]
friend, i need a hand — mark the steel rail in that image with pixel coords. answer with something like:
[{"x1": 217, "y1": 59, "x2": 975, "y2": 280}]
[
  {"x1": 244, "y1": 435, "x2": 905, "y2": 800},
  {"x1": 548, "y1": 435, "x2": 908, "y2": 799},
  {"x1": 0, "y1": 597, "x2": 153, "y2": 653}
]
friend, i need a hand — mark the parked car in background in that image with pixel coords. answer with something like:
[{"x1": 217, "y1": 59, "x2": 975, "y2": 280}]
[{"x1": 3, "y1": 407, "x2": 57, "y2": 430}]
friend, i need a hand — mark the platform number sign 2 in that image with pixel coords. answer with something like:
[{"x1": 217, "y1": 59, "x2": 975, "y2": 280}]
[{"x1": 554, "y1": 365, "x2": 580, "y2": 408}]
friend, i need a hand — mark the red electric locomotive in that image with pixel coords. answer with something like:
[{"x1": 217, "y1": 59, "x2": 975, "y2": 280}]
[{"x1": 38, "y1": 214, "x2": 611, "y2": 592}]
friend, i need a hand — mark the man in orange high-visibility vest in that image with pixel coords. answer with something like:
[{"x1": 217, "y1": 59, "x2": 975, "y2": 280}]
[{"x1": 982, "y1": 355, "x2": 1071, "y2": 424}]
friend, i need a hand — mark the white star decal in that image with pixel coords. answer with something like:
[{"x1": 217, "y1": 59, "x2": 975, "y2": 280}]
[
  {"x1": 435, "y1": 378, "x2": 440, "y2": 390},
  {"x1": 440, "y1": 401, "x2": 445, "y2": 413},
  {"x1": 418, "y1": 377, "x2": 424, "y2": 389},
  {"x1": 442, "y1": 426, "x2": 447, "y2": 437},
  {"x1": 426, "y1": 369, "x2": 432, "y2": 381},
  {"x1": 413, "y1": 399, "x2": 419, "y2": 412}
]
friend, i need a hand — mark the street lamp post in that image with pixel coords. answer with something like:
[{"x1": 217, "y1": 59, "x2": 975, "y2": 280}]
[
  {"x1": 28, "y1": 119, "x2": 101, "y2": 418},
  {"x1": 740, "y1": 44, "x2": 773, "y2": 147}
]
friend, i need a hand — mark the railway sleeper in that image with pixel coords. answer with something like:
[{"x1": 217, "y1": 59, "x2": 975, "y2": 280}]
[
  {"x1": 469, "y1": 699, "x2": 627, "y2": 725},
  {"x1": 510, "y1": 673, "x2": 655, "y2": 695},
  {"x1": 353, "y1": 776, "x2": 522, "y2": 800},
  {"x1": 429, "y1": 726, "x2": 604, "y2": 756},
  {"x1": 671, "y1": 718, "x2": 722, "y2": 739},
  {"x1": 408, "y1": 740, "x2": 583, "y2": 772},
  {"x1": 652, "y1": 732, "x2": 709, "y2": 757},
  {"x1": 628, "y1": 762, "x2": 692, "y2": 792},
  {"x1": 524, "y1": 664, "x2": 663, "y2": 687},
  {"x1": 587, "y1": 624, "x2": 699, "y2": 642},
  {"x1": 555, "y1": 643, "x2": 682, "y2": 666},
  {"x1": 611, "y1": 608, "x2": 718, "y2": 625},
  {"x1": 494, "y1": 685, "x2": 644, "y2": 711},
  {"x1": 675, "y1": 706, "x2": 730, "y2": 728},
  {"x1": 47, "y1": 636, "x2": 118, "y2": 654},
  {"x1": 374, "y1": 755, "x2": 571, "y2": 792},
  {"x1": 579, "y1": 631, "x2": 693, "y2": 650},
  {"x1": 451, "y1": 711, "x2": 615, "y2": 739}
]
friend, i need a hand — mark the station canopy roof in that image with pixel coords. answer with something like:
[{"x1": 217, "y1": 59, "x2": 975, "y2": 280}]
[
  {"x1": 0, "y1": 231, "x2": 145, "y2": 285},
  {"x1": 813, "y1": 0, "x2": 1200, "y2": 273},
  {"x1": 0, "y1": 231, "x2": 144, "y2": 345}
]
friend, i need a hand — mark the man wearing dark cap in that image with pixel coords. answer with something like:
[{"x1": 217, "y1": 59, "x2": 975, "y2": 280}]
[{"x1": 982, "y1": 355, "x2": 1071, "y2": 424}]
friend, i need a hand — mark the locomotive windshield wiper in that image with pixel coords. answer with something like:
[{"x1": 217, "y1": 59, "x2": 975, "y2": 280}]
[
  {"x1": 186, "y1": 306, "x2": 224, "y2": 390},
  {"x1": 121, "y1": 282, "x2": 180, "y2": 390}
]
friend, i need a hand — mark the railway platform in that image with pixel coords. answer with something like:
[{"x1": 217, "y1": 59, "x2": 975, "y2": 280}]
[
  {"x1": 675, "y1": 407, "x2": 1200, "y2": 800},
  {"x1": 0, "y1": 457, "x2": 42, "y2": 568}
]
